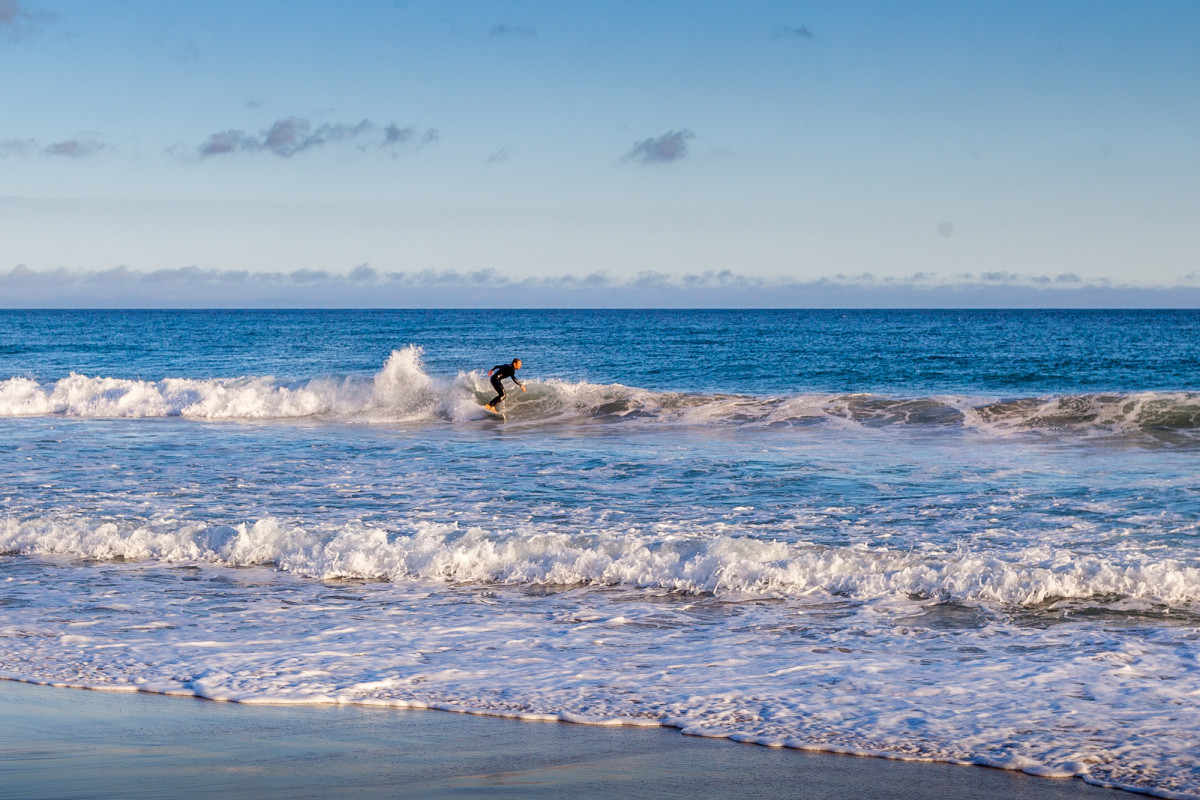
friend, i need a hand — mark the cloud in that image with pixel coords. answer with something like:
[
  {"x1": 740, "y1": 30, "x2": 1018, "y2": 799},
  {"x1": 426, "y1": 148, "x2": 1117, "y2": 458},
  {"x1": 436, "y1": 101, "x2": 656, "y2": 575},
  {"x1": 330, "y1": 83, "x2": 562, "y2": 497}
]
[
  {"x1": 271, "y1": 118, "x2": 371, "y2": 156},
  {"x1": 0, "y1": 0, "x2": 20, "y2": 25},
  {"x1": 199, "y1": 117, "x2": 369, "y2": 158},
  {"x1": 773, "y1": 24, "x2": 814, "y2": 40},
  {"x1": 624, "y1": 130, "x2": 694, "y2": 164},
  {"x1": 0, "y1": 0, "x2": 54, "y2": 42},
  {"x1": 490, "y1": 22, "x2": 536, "y2": 38},
  {"x1": 195, "y1": 117, "x2": 436, "y2": 159},
  {"x1": 290, "y1": 269, "x2": 334, "y2": 284},
  {"x1": 492, "y1": 22, "x2": 540, "y2": 37},
  {"x1": 486, "y1": 147, "x2": 511, "y2": 165},
  {"x1": 0, "y1": 134, "x2": 109, "y2": 158},
  {"x1": 348, "y1": 264, "x2": 377, "y2": 281},
  {"x1": 198, "y1": 130, "x2": 258, "y2": 157},
  {"x1": 0, "y1": 137, "x2": 37, "y2": 157},
  {"x1": 43, "y1": 136, "x2": 108, "y2": 158},
  {"x1": 5, "y1": 266, "x2": 1200, "y2": 309},
  {"x1": 383, "y1": 124, "x2": 414, "y2": 146}
]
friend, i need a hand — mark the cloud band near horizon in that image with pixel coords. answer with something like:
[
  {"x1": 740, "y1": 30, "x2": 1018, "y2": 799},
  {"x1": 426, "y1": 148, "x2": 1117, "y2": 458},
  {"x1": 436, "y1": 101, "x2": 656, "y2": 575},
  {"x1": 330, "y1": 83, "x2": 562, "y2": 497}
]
[{"x1": 3, "y1": 265, "x2": 1199, "y2": 309}]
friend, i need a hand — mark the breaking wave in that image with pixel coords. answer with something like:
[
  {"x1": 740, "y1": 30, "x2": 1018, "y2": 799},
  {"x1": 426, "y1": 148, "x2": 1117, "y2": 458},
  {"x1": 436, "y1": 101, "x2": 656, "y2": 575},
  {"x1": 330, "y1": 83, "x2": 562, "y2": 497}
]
[
  {"x1": 1, "y1": 345, "x2": 1197, "y2": 439},
  {"x1": 3, "y1": 515, "x2": 1200, "y2": 610}
]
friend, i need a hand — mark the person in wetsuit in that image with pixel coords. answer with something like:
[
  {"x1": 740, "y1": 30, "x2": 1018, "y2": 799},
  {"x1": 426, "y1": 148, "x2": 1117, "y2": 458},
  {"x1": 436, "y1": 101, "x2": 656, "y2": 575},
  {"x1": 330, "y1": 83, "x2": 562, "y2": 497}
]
[{"x1": 485, "y1": 358, "x2": 525, "y2": 412}]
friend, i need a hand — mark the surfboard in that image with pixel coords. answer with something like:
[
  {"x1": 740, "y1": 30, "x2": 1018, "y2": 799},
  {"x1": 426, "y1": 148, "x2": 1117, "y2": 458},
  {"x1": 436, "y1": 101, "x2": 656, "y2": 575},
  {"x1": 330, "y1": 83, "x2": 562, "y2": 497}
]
[{"x1": 482, "y1": 403, "x2": 505, "y2": 419}]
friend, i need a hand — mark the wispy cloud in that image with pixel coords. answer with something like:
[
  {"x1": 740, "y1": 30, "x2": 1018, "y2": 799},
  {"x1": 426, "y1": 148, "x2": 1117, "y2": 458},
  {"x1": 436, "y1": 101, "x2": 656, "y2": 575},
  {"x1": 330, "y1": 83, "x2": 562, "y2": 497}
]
[
  {"x1": 0, "y1": 134, "x2": 110, "y2": 159},
  {"x1": 4, "y1": 118, "x2": 432, "y2": 162},
  {"x1": 197, "y1": 130, "x2": 256, "y2": 157},
  {"x1": 269, "y1": 118, "x2": 371, "y2": 157},
  {"x1": 43, "y1": 135, "x2": 109, "y2": 158},
  {"x1": 773, "y1": 24, "x2": 814, "y2": 40},
  {"x1": 0, "y1": 0, "x2": 55, "y2": 42},
  {"x1": 195, "y1": 117, "x2": 437, "y2": 159},
  {"x1": 382, "y1": 124, "x2": 413, "y2": 146},
  {"x1": 490, "y1": 22, "x2": 536, "y2": 38},
  {"x1": 4, "y1": 265, "x2": 1198, "y2": 309},
  {"x1": 0, "y1": 0, "x2": 21, "y2": 25},
  {"x1": 0, "y1": 137, "x2": 37, "y2": 157},
  {"x1": 624, "y1": 130, "x2": 694, "y2": 165}
]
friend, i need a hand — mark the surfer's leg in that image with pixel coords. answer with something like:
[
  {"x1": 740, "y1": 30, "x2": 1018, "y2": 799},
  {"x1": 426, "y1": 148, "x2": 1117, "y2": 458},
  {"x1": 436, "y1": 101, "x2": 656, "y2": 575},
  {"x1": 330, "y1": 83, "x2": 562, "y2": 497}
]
[{"x1": 487, "y1": 376, "x2": 506, "y2": 408}]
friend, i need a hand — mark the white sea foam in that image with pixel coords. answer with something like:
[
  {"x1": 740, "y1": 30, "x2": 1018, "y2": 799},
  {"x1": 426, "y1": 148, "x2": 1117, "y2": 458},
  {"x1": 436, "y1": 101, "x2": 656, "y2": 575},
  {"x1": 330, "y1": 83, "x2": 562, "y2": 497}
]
[
  {"x1": 4, "y1": 515, "x2": 1198, "y2": 609},
  {"x1": 0, "y1": 347, "x2": 444, "y2": 421},
  {"x1": 3, "y1": 347, "x2": 1197, "y2": 438},
  {"x1": 3, "y1": 555, "x2": 1200, "y2": 799}
]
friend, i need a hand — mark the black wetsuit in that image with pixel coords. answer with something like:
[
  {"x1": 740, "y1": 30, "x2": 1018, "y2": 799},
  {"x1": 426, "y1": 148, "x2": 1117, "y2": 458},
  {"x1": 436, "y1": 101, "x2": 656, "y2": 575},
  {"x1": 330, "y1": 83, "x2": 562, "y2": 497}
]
[{"x1": 488, "y1": 363, "x2": 523, "y2": 407}]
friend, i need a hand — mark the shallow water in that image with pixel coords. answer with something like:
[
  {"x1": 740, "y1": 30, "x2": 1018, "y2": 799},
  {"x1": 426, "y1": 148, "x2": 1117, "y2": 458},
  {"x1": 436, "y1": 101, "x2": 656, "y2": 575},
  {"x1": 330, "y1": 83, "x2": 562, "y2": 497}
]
[{"x1": 2, "y1": 309, "x2": 1199, "y2": 798}]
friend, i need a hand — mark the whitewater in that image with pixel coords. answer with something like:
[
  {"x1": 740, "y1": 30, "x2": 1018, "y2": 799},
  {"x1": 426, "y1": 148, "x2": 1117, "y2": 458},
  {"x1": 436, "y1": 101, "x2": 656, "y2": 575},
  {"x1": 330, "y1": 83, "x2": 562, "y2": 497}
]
[
  {"x1": 3, "y1": 309, "x2": 1199, "y2": 799},
  {"x1": 2, "y1": 346, "x2": 1198, "y2": 440}
]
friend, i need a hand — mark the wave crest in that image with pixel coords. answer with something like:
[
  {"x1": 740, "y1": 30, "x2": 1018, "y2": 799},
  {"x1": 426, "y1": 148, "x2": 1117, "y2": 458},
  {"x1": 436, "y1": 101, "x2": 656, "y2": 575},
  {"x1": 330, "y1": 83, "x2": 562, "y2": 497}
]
[
  {"x1": 4, "y1": 515, "x2": 1199, "y2": 609},
  {"x1": 2, "y1": 347, "x2": 1198, "y2": 438},
  {"x1": 0, "y1": 346, "x2": 456, "y2": 422}
]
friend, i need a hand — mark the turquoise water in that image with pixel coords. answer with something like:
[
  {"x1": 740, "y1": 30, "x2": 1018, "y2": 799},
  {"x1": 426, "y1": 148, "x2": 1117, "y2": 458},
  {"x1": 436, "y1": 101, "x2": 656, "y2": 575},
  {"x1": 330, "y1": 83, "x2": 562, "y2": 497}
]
[{"x1": 2, "y1": 309, "x2": 1199, "y2": 797}]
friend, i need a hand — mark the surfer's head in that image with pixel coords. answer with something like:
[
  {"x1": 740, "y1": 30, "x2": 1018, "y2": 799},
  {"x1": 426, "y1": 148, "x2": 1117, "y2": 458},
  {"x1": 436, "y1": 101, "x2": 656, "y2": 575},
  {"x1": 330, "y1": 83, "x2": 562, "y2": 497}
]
[{"x1": 513, "y1": 358, "x2": 523, "y2": 369}]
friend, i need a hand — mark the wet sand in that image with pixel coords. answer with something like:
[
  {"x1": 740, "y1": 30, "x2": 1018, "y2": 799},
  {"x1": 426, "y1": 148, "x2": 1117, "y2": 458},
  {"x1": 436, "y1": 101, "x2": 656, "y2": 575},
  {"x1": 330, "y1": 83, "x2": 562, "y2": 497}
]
[{"x1": 0, "y1": 680, "x2": 1125, "y2": 799}]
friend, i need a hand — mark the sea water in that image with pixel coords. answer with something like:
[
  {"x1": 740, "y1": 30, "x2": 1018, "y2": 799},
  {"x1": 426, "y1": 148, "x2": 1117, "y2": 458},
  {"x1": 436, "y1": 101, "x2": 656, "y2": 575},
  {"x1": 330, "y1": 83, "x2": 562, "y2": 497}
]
[{"x1": 1, "y1": 309, "x2": 1198, "y2": 797}]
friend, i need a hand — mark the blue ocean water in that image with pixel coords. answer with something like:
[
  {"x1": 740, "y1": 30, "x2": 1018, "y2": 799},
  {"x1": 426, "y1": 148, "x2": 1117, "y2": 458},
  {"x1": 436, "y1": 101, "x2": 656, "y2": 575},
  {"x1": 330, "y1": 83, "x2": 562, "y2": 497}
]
[
  {"x1": 4, "y1": 308, "x2": 1200, "y2": 393},
  {"x1": 2, "y1": 309, "x2": 1199, "y2": 797}
]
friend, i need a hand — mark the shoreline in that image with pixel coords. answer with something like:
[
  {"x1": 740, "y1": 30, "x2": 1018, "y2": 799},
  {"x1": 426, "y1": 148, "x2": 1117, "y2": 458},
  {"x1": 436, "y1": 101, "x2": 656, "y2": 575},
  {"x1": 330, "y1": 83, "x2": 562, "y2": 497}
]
[{"x1": 1, "y1": 679, "x2": 1129, "y2": 800}]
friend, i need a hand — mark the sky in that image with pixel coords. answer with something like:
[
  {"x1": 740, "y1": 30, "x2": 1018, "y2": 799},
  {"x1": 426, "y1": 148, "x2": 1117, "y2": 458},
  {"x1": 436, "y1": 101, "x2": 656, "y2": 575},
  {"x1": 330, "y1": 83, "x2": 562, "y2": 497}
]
[{"x1": 2, "y1": 0, "x2": 1199, "y2": 307}]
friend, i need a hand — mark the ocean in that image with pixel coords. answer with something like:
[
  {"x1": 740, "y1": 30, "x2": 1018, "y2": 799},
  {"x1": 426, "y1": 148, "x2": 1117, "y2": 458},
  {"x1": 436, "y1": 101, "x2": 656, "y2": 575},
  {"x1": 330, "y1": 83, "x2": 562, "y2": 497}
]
[{"x1": 2, "y1": 309, "x2": 1198, "y2": 797}]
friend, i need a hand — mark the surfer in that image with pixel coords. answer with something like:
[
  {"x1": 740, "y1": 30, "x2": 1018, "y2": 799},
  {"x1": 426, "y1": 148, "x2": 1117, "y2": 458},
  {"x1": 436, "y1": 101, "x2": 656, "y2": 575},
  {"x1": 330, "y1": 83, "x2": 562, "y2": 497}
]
[{"x1": 485, "y1": 358, "x2": 525, "y2": 412}]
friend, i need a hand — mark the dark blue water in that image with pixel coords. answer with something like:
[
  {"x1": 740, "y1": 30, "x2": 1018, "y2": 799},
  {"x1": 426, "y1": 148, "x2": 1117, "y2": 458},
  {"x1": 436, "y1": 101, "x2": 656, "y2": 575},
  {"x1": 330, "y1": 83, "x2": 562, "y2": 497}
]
[{"x1": 3, "y1": 309, "x2": 1198, "y2": 393}]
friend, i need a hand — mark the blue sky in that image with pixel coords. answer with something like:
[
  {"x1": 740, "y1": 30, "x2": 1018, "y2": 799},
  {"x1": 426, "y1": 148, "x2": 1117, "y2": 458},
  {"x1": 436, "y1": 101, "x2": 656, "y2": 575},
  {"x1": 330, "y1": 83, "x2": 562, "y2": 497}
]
[{"x1": 2, "y1": 0, "x2": 1198, "y2": 307}]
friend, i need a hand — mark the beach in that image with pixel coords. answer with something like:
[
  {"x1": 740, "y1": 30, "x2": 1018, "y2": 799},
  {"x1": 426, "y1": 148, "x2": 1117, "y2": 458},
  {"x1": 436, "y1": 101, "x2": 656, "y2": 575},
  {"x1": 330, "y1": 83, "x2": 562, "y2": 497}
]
[{"x1": 0, "y1": 680, "x2": 1125, "y2": 800}]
